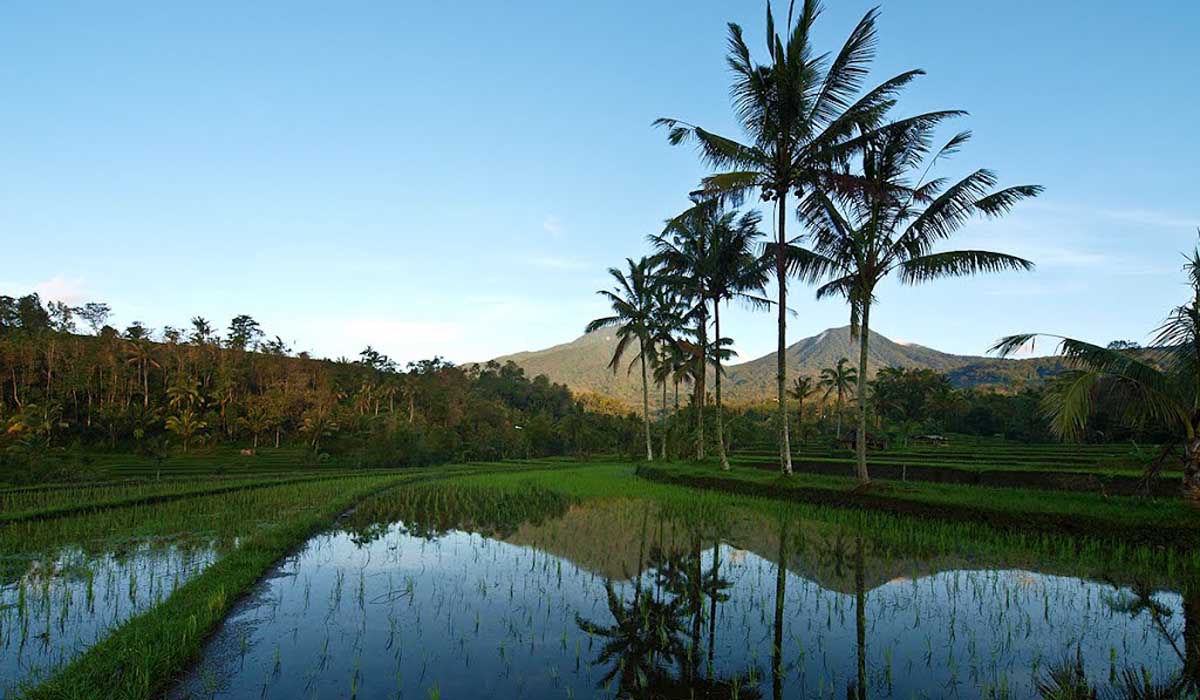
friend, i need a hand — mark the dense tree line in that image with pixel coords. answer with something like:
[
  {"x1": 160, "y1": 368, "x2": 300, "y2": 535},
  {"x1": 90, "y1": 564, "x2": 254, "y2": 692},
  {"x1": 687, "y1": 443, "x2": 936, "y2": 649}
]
[
  {"x1": 641, "y1": 364, "x2": 1140, "y2": 458},
  {"x1": 0, "y1": 293, "x2": 642, "y2": 481}
]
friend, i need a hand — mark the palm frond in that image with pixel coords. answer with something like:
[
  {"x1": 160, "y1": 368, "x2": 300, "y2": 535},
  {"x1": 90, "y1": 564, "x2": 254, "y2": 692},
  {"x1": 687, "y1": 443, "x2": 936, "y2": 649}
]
[
  {"x1": 807, "y1": 7, "x2": 878, "y2": 127},
  {"x1": 897, "y1": 250, "x2": 1034, "y2": 284}
]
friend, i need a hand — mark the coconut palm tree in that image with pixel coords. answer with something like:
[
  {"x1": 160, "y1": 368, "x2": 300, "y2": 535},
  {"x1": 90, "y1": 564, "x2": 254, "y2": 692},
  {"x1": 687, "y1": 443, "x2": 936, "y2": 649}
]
[
  {"x1": 818, "y1": 358, "x2": 857, "y2": 439},
  {"x1": 586, "y1": 257, "x2": 660, "y2": 461},
  {"x1": 788, "y1": 375, "x2": 818, "y2": 442},
  {"x1": 655, "y1": 199, "x2": 771, "y2": 467},
  {"x1": 165, "y1": 408, "x2": 206, "y2": 453},
  {"x1": 649, "y1": 288, "x2": 691, "y2": 459},
  {"x1": 708, "y1": 210, "x2": 771, "y2": 469},
  {"x1": 992, "y1": 235, "x2": 1200, "y2": 501},
  {"x1": 651, "y1": 198, "x2": 716, "y2": 460},
  {"x1": 656, "y1": 0, "x2": 939, "y2": 475},
  {"x1": 803, "y1": 121, "x2": 1039, "y2": 483},
  {"x1": 123, "y1": 338, "x2": 160, "y2": 409}
]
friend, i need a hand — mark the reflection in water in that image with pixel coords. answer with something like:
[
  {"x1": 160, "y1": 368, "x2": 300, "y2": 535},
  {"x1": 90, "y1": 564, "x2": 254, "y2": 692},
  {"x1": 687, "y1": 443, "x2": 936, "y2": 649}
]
[
  {"x1": 169, "y1": 488, "x2": 1196, "y2": 699},
  {"x1": 574, "y1": 511, "x2": 760, "y2": 699},
  {"x1": 0, "y1": 541, "x2": 217, "y2": 695}
]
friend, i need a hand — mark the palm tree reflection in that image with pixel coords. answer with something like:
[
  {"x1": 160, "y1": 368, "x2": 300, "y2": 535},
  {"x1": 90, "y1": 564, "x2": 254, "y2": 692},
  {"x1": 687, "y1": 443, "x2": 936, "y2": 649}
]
[{"x1": 576, "y1": 542, "x2": 757, "y2": 699}]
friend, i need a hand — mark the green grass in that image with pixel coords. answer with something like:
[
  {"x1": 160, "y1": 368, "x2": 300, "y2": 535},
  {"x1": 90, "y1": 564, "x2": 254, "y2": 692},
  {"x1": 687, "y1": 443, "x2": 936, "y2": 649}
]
[
  {"x1": 0, "y1": 472, "x2": 379, "y2": 524},
  {"x1": 404, "y1": 463, "x2": 1200, "y2": 585},
  {"x1": 7, "y1": 445, "x2": 361, "y2": 485},
  {"x1": 637, "y1": 461, "x2": 1199, "y2": 547}
]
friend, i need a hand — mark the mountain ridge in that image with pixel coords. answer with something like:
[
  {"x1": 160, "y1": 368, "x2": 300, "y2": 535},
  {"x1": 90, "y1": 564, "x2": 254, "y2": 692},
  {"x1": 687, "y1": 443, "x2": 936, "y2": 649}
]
[{"x1": 482, "y1": 325, "x2": 1063, "y2": 407}]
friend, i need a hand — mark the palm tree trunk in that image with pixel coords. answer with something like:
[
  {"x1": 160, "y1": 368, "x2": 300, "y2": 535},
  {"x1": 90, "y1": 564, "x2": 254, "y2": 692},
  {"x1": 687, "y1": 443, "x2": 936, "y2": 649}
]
[
  {"x1": 706, "y1": 538, "x2": 720, "y2": 670},
  {"x1": 855, "y1": 304, "x2": 872, "y2": 485},
  {"x1": 660, "y1": 379, "x2": 668, "y2": 460},
  {"x1": 696, "y1": 312, "x2": 707, "y2": 461},
  {"x1": 853, "y1": 537, "x2": 867, "y2": 700},
  {"x1": 714, "y1": 303, "x2": 730, "y2": 471},
  {"x1": 772, "y1": 520, "x2": 788, "y2": 700},
  {"x1": 794, "y1": 397, "x2": 802, "y2": 446},
  {"x1": 1184, "y1": 433, "x2": 1200, "y2": 502},
  {"x1": 836, "y1": 394, "x2": 843, "y2": 439},
  {"x1": 640, "y1": 347, "x2": 653, "y2": 461},
  {"x1": 776, "y1": 193, "x2": 793, "y2": 475}
]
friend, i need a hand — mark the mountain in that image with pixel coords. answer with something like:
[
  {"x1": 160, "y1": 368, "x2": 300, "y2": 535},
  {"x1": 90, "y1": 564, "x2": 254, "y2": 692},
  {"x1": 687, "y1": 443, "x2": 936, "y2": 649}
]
[{"x1": 484, "y1": 325, "x2": 1062, "y2": 407}]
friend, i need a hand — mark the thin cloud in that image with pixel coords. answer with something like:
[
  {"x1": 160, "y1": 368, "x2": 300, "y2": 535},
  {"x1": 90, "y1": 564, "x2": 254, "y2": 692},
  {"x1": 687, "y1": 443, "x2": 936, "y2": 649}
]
[
  {"x1": 1, "y1": 275, "x2": 88, "y2": 304},
  {"x1": 542, "y1": 216, "x2": 566, "y2": 239},
  {"x1": 1094, "y1": 207, "x2": 1198, "y2": 231},
  {"x1": 525, "y1": 255, "x2": 588, "y2": 271}
]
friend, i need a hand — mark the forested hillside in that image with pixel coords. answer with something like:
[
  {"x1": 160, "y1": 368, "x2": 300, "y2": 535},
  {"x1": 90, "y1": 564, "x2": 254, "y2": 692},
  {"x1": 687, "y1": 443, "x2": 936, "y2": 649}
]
[{"x1": 0, "y1": 293, "x2": 642, "y2": 482}]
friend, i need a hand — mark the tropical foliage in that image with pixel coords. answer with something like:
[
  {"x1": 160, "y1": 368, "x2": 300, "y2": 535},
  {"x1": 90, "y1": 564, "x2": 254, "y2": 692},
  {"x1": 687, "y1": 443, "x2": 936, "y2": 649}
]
[
  {"x1": 993, "y1": 234, "x2": 1200, "y2": 499},
  {"x1": 586, "y1": 257, "x2": 661, "y2": 461},
  {"x1": 0, "y1": 294, "x2": 643, "y2": 483},
  {"x1": 800, "y1": 118, "x2": 1039, "y2": 482},
  {"x1": 651, "y1": 197, "x2": 770, "y2": 469},
  {"x1": 655, "y1": 0, "x2": 933, "y2": 475},
  {"x1": 818, "y1": 358, "x2": 858, "y2": 439}
]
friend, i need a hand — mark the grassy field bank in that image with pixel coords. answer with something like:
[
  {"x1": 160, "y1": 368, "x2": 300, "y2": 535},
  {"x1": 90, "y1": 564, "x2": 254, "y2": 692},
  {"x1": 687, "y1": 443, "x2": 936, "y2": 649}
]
[{"x1": 639, "y1": 461, "x2": 1199, "y2": 547}]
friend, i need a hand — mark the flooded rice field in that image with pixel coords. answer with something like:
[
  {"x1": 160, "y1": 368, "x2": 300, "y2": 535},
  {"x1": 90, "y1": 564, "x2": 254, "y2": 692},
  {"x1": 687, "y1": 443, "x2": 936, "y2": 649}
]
[
  {"x1": 171, "y1": 485, "x2": 1197, "y2": 699},
  {"x1": 1, "y1": 539, "x2": 218, "y2": 695}
]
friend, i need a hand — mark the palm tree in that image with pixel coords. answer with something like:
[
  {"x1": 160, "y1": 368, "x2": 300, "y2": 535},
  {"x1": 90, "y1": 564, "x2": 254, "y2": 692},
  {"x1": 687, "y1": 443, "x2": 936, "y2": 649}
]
[
  {"x1": 992, "y1": 235, "x2": 1200, "y2": 501},
  {"x1": 165, "y1": 408, "x2": 206, "y2": 453},
  {"x1": 586, "y1": 257, "x2": 659, "y2": 461},
  {"x1": 656, "y1": 0, "x2": 936, "y2": 475},
  {"x1": 788, "y1": 375, "x2": 818, "y2": 442},
  {"x1": 803, "y1": 121, "x2": 1039, "y2": 484},
  {"x1": 188, "y1": 316, "x2": 216, "y2": 345},
  {"x1": 818, "y1": 358, "x2": 857, "y2": 439},
  {"x1": 651, "y1": 198, "x2": 716, "y2": 461},
  {"x1": 649, "y1": 288, "x2": 690, "y2": 459},
  {"x1": 708, "y1": 210, "x2": 771, "y2": 470},
  {"x1": 300, "y1": 407, "x2": 337, "y2": 452},
  {"x1": 123, "y1": 338, "x2": 160, "y2": 409},
  {"x1": 167, "y1": 377, "x2": 203, "y2": 412},
  {"x1": 654, "y1": 199, "x2": 770, "y2": 468}
]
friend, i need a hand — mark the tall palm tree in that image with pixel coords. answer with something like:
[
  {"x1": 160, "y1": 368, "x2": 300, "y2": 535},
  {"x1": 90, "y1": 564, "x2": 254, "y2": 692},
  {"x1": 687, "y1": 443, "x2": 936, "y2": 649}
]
[
  {"x1": 651, "y1": 198, "x2": 717, "y2": 461},
  {"x1": 649, "y1": 288, "x2": 690, "y2": 459},
  {"x1": 803, "y1": 121, "x2": 1039, "y2": 483},
  {"x1": 992, "y1": 235, "x2": 1200, "y2": 501},
  {"x1": 123, "y1": 338, "x2": 160, "y2": 409},
  {"x1": 788, "y1": 375, "x2": 818, "y2": 442},
  {"x1": 586, "y1": 257, "x2": 659, "y2": 461},
  {"x1": 655, "y1": 199, "x2": 771, "y2": 468},
  {"x1": 656, "y1": 0, "x2": 937, "y2": 475},
  {"x1": 708, "y1": 210, "x2": 771, "y2": 470},
  {"x1": 818, "y1": 357, "x2": 857, "y2": 439}
]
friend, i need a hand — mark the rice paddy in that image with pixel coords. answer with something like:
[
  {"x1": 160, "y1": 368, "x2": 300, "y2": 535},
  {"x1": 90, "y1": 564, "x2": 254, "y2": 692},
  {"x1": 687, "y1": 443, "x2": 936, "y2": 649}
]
[
  {"x1": 4, "y1": 460, "x2": 1196, "y2": 699},
  {"x1": 3, "y1": 473, "x2": 410, "y2": 698},
  {"x1": 160, "y1": 467, "x2": 1199, "y2": 699},
  {"x1": 1, "y1": 540, "x2": 217, "y2": 694}
]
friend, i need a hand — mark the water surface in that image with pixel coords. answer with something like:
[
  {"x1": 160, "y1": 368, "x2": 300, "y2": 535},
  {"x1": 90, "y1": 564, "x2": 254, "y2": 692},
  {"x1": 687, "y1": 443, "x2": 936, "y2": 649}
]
[
  {"x1": 1, "y1": 539, "x2": 218, "y2": 694},
  {"x1": 171, "y1": 486, "x2": 1197, "y2": 699}
]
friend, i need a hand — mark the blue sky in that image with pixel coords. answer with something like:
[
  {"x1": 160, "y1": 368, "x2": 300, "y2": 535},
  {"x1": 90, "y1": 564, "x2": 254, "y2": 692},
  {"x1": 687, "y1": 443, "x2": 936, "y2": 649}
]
[{"x1": 1, "y1": 1, "x2": 1197, "y2": 365}]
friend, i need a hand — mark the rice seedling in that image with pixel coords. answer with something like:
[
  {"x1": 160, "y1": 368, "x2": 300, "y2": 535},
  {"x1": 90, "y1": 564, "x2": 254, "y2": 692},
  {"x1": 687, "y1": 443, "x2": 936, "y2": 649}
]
[{"x1": 161, "y1": 467, "x2": 1198, "y2": 699}]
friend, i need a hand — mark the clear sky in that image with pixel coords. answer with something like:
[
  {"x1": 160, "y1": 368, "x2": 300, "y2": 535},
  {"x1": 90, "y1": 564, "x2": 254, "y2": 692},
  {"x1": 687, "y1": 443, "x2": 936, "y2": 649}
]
[{"x1": 1, "y1": 1, "x2": 1197, "y2": 365}]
